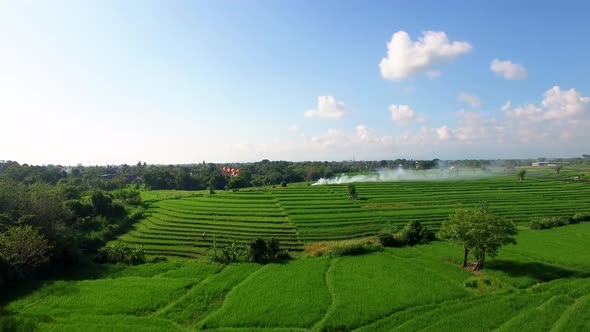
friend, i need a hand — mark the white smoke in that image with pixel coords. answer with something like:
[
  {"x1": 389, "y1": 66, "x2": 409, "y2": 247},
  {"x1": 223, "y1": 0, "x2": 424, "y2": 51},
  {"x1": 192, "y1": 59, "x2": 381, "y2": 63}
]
[{"x1": 313, "y1": 167, "x2": 489, "y2": 185}]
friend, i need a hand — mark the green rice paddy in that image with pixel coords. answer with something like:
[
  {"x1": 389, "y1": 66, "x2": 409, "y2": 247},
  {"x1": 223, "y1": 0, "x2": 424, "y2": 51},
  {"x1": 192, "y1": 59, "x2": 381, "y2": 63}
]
[
  {"x1": 3, "y1": 170, "x2": 590, "y2": 331},
  {"x1": 121, "y1": 170, "x2": 590, "y2": 257},
  {"x1": 4, "y1": 222, "x2": 590, "y2": 331}
]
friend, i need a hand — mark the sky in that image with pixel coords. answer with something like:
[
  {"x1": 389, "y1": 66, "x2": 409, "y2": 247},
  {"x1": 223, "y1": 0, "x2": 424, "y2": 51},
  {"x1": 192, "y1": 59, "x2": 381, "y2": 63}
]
[{"x1": 1, "y1": 0, "x2": 590, "y2": 165}]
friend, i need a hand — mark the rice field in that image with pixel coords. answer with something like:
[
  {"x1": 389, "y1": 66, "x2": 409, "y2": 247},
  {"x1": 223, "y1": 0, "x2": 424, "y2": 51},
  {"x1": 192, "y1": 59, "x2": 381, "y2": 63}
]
[
  {"x1": 120, "y1": 192, "x2": 304, "y2": 257},
  {"x1": 4, "y1": 222, "x2": 590, "y2": 331},
  {"x1": 120, "y1": 171, "x2": 590, "y2": 257},
  {"x1": 8, "y1": 172, "x2": 585, "y2": 330}
]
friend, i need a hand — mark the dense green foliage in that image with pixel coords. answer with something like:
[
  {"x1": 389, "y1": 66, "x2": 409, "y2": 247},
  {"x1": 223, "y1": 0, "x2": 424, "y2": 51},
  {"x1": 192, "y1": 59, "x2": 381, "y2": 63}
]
[
  {"x1": 0, "y1": 171, "x2": 145, "y2": 288},
  {"x1": 530, "y1": 212, "x2": 590, "y2": 229},
  {"x1": 3, "y1": 162, "x2": 590, "y2": 331},
  {"x1": 440, "y1": 206, "x2": 517, "y2": 270},
  {"x1": 378, "y1": 220, "x2": 434, "y2": 247},
  {"x1": 95, "y1": 242, "x2": 146, "y2": 264},
  {"x1": 2, "y1": 208, "x2": 590, "y2": 331}
]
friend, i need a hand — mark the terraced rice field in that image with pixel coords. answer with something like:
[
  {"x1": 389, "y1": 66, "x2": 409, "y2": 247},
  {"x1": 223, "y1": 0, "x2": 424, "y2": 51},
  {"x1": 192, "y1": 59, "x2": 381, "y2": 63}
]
[
  {"x1": 6, "y1": 223, "x2": 590, "y2": 331},
  {"x1": 119, "y1": 173, "x2": 590, "y2": 257},
  {"x1": 120, "y1": 192, "x2": 303, "y2": 257}
]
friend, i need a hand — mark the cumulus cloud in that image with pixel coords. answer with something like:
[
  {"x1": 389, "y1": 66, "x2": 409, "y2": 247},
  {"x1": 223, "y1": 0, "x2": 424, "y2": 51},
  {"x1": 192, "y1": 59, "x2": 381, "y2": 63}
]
[
  {"x1": 490, "y1": 59, "x2": 528, "y2": 80},
  {"x1": 379, "y1": 31, "x2": 472, "y2": 80},
  {"x1": 503, "y1": 86, "x2": 590, "y2": 121},
  {"x1": 304, "y1": 96, "x2": 347, "y2": 119},
  {"x1": 433, "y1": 125, "x2": 452, "y2": 141},
  {"x1": 458, "y1": 92, "x2": 481, "y2": 108},
  {"x1": 238, "y1": 86, "x2": 590, "y2": 161},
  {"x1": 389, "y1": 104, "x2": 427, "y2": 127}
]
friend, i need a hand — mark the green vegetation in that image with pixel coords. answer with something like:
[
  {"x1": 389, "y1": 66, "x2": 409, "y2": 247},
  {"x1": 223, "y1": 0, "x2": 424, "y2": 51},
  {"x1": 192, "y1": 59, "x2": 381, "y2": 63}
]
[
  {"x1": 530, "y1": 212, "x2": 590, "y2": 229},
  {"x1": 2, "y1": 222, "x2": 590, "y2": 331},
  {"x1": 3, "y1": 161, "x2": 590, "y2": 331},
  {"x1": 440, "y1": 205, "x2": 517, "y2": 270}
]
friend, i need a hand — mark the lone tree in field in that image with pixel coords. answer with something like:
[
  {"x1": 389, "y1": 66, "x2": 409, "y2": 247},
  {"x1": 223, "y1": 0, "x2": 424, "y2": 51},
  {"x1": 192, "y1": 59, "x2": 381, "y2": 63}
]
[
  {"x1": 347, "y1": 183, "x2": 358, "y2": 199},
  {"x1": 439, "y1": 205, "x2": 517, "y2": 270},
  {"x1": 516, "y1": 169, "x2": 526, "y2": 181},
  {"x1": 554, "y1": 165, "x2": 563, "y2": 175}
]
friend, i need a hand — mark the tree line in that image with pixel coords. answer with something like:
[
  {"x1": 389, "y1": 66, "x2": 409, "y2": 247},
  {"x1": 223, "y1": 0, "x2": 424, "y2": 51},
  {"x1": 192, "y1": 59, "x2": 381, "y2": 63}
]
[{"x1": 0, "y1": 176, "x2": 145, "y2": 289}]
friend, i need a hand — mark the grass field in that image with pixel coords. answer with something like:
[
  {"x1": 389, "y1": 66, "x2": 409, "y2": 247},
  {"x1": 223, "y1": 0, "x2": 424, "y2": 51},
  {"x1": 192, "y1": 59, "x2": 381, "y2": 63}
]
[
  {"x1": 3, "y1": 170, "x2": 590, "y2": 331},
  {"x1": 3, "y1": 222, "x2": 590, "y2": 331},
  {"x1": 120, "y1": 169, "x2": 590, "y2": 257}
]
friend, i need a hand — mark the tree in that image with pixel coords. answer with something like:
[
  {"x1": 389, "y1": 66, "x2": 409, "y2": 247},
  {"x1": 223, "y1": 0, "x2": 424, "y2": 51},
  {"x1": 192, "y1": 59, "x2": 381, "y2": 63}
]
[
  {"x1": 516, "y1": 169, "x2": 526, "y2": 181},
  {"x1": 0, "y1": 225, "x2": 53, "y2": 276},
  {"x1": 347, "y1": 184, "x2": 358, "y2": 199},
  {"x1": 554, "y1": 165, "x2": 563, "y2": 175},
  {"x1": 440, "y1": 206, "x2": 517, "y2": 270}
]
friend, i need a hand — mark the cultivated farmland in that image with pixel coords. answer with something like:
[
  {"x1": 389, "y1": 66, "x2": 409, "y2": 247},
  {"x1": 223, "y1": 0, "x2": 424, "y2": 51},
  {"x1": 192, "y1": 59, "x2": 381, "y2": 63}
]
[
  {"x1": 119, "y1": 172, "x2": 590, "y2": 257},
  {"x1": 5, "y1": 171, "x2": 590, "y2": 331},
  {"x1": 4, "y1": 223, "x2": 590, "y2": 331}
]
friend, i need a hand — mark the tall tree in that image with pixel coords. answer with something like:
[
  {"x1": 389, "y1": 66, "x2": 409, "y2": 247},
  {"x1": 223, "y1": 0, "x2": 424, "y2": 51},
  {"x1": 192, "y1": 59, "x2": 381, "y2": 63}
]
[{"x1": 440, "y1": 206, "x2": 517, "y2": 270}]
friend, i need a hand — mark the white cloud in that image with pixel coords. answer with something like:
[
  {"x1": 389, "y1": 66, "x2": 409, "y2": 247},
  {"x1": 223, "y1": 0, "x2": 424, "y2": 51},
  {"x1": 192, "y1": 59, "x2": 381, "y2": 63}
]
[
  {"x1": 356, "y1": 124, "x2": 371, "y2": 142},
  {"x1": 389, "y1": 104, "x2": 427, "y2": 127},
  {"x1": 237, "y1": 85, "x2": 590, "y2": 160},
  {"x1": 304, "y1": 96, "x2": 347, "y2": 119},
  {"x1": 433, "y1": 125, "x2": 452, "y2": 141},
  {"x1": 458, "y1": 92, "x2": 481, "y2": 108},
  {"x1": 503, "y1": 86, "x2": 590, "y2": 121},
  {"x1": 379, "y1": 30, "x2": 472, "y2": 80},
  {"x1": 288, "y1": 124, "x2": 300, "y2": 132},
  {"x1": 542, "y1": 86, "x2": 590, "y2": 119},
  {"x1": 490, "y1": 59, "x2": 528, "y2": 80}
]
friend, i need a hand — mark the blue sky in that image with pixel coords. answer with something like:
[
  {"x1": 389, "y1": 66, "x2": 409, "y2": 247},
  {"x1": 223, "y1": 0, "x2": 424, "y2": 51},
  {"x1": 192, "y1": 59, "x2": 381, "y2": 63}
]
[{"x1": 1, "y1": 1, "x2": 589, "y2": 165}]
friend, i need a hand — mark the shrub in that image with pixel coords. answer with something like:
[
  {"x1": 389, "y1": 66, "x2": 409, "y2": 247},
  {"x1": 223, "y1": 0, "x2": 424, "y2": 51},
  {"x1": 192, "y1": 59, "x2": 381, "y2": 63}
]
[
  {"x1": 213, "y1": 242, "x2": 248, "y2": 264},
  {"x1": 0, "y1": 225, "x2": 53, "y2": 277},
  {"x1": 572, "y1": 212, "x2": 590, "y2": 223},
  {"x1": 379, "y1": 221, "x2": 434, "y2": 247},
  {"x1": 377, "y1": 225, "x2": 406, "y2": 247},
  {"x1": 530, "y1": 216, "x2": 573, "y2": 230},
  {"x1": 280, "y1": 181, "x2": 287, "y2": 188},
  {"x1": 305, "y1": 237, "x2": 379, "y2": 257},
  {"x1": 150, "y1": 256, "x2": 168, "y2": 263},
  {"x1": 247, "y1": 238, "x2": 289, "y2": 263},
  {"x1": 329, "y1": 243, "x2": 383, "y2": 257},
  {"x1": 347, "y1": 184, "x2": 358, "y2": 199},
  {"x1": 94, "y1": 242, "x2": 145, "y2": 265}
]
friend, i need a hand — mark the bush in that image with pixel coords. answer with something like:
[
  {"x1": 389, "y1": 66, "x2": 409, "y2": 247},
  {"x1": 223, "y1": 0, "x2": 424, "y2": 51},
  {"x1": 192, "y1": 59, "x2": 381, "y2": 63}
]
[
  {"x1": 530, "y1": 216, "x2": 575, "y2": 230},
  {"x1": 0, "y1": 225, "x2": 53, "y2": 277},
  {"x1": 150, "y1": 256, "x2": 168, "y2": 263},
  {"x1": 305, "y1": 237, "x2": 379, "y2": 257},
  {"x1": 378, "y1": 221, "x2": 434, "y2": 247},
  {"x1": 248, "y1": 238, "x2": 289, "y2": 263},
  {"x1": 94, "y1": 242, "x2": 145, "y2": 265},
  {"x1": 572, "y1": 212, "x2": 590, "y2": 223},
  {"x1": 377, "y1": 226, "x2": 406, "y2": 247},
  {"x1": 280, "y1": 181, "x2": 287, "y2": 188},
  {"x1": 329, "y1": 243, "x2": 383, "y2": 257},
  {"x1": 347, "y1": 184, "x2": 358, "y2": 199}
]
